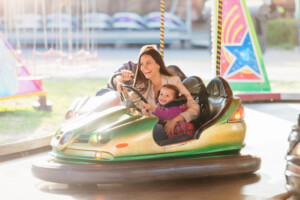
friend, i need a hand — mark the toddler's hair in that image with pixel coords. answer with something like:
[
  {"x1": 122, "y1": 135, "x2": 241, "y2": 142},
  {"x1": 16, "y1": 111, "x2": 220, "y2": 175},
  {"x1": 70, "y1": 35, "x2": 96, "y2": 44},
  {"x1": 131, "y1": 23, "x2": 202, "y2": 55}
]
[{"x1": 156, "y1": 84, "x2": 182, "y2": 103}]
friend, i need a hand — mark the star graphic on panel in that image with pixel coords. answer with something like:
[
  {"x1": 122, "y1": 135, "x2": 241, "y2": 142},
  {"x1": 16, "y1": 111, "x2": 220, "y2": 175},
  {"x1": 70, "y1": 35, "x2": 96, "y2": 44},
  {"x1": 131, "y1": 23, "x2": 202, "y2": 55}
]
[{"x1": 223, "y1": 32, "x2": 261, "y2": 78}]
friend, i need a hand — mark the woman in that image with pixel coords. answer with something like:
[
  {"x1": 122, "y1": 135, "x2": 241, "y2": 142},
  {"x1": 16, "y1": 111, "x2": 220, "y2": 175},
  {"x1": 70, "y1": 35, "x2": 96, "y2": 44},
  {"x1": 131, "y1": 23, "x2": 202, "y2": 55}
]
[{"x1": 118, "y1": 48, "x2": 200, "y2": 141}]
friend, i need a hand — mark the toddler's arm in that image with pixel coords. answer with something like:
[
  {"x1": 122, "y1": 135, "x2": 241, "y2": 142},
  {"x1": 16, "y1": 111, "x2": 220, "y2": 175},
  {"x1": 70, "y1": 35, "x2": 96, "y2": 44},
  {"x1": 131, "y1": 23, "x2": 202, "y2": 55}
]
[{"x1": 143, "y1": 102, "x2": 156, "y2": 113}]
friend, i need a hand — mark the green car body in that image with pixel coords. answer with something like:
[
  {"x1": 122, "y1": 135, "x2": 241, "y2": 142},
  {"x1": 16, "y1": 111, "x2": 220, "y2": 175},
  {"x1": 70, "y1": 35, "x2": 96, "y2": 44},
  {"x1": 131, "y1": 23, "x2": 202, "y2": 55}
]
[
  {"x1": 32, "y1": 77, "x2": 261, "y2": 184},
  {"x1": 50, "y1": 98, "x2": 246, "y2": 163}
]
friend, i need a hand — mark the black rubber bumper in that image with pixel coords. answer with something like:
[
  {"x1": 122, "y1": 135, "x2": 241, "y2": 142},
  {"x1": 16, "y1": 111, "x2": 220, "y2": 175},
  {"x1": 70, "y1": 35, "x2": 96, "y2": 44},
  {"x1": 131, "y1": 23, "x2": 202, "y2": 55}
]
[{"x1": 32, "y1": 154, "x2": 261, "y2": 184}]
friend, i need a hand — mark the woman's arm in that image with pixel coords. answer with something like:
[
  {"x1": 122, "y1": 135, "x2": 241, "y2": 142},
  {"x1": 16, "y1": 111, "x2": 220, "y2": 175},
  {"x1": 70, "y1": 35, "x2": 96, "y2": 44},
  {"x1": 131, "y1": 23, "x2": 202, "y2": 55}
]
[
  {"x1": 164, "y1": 114, "x2": 185, "y2": 137},
  {"x1": 171, "y1": 77, "x2": 200, "y2": 122}
]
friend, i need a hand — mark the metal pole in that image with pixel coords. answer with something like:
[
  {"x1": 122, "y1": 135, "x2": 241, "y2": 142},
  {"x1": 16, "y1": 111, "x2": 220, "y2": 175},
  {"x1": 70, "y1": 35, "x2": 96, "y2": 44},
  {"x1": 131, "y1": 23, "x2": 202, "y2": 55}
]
[
  {"x1": 58, "y1": 0, "x2": 63, "y2": 52},
  {"x1": 170, "y1": 0, "x2": 179, "y2": 14},
  {"x1": 76, "y1": 0, "x2": 80, "y2": 51},
  {"x1": 295, "y1": 0, "x2": 300, "y2": 19},
  {"x1": 14, "y1": 0, "x2": 21, "y2": 51},
  {"x1": 216, "y1": 0, "x2": 223, "y2": 77},
  {"x1": 3, "y1": 0, "x2": 8, "y2": 37},
  {"x1": 33, "y1": 0, "x2": 38, "y2": 53},
  {"x1": 160, "y1": 0, "x2": 165, "y2": 59},
  {"x1": 41, "y1": 0, "x2": 48, "y2": 50},
  {"x1": 67, "y1": 0, "x2": 73, "y2": 54},
  {"x1": 186, "y1": 0, "x2": 192, "y2": 35}
]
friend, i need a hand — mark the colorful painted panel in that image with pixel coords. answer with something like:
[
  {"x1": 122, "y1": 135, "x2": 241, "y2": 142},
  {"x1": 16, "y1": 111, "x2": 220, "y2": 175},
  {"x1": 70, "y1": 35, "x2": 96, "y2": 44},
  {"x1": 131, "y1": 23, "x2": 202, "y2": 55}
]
[
  {"x1": 295, "y1": 0, "x2": 300, "y2": 19},
  {"x1": 17, "y1": 66, "x2": 43, "y2": 95},
  {"x1": 0, "y1": 32, "x2": 18, "y2": 97},
  {"x1": 0, "y1": 32, "x2": 43, "y2": 98},
  {"x1": 218, "y1": 0, "x2": 270, "y2": 91}
]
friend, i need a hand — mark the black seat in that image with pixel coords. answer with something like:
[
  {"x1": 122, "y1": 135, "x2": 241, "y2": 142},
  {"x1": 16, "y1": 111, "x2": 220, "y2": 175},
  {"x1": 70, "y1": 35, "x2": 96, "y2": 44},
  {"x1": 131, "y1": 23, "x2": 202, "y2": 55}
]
[
  {"x1": 167, "y1": 65, "x2": 187, "y2": 81},
  {"x1": 157, "y1": 77, "x2": 233, "y2": 145},
  {"x1": 182, "y1": 76, "x2": 207, "y2": 102},
  {"x1": 194, "y1": 77, "x2": 233, "y2": 139},
  {"x1": 183, "y1": 76, "x2": 209, "y2": 130},
  {"x1": 158, "y1": 76, "x2": 207, "y2": 146}
]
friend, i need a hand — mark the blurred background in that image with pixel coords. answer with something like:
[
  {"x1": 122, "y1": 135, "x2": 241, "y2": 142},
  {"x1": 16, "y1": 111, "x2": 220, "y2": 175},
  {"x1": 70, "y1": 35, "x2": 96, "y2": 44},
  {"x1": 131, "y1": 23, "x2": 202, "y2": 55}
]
[
  {"x1": 0, "y1": 0, "x2": 298, "y2": 77},
  {"x1": 0, "y1": 0, "x2": 299, "y2": 144},
  {"x1": 1, "y1": 2, "x2": 300, "y2": 199},
  {"x1": 0, "y1": 0, "x2": 297, "y2": 52}
]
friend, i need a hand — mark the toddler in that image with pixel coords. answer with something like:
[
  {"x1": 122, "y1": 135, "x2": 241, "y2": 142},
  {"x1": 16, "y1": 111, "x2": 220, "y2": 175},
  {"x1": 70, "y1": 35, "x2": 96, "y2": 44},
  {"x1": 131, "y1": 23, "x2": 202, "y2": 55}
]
[{"x1": 143, "y1": 84, "x2": 195, "y2": 139}]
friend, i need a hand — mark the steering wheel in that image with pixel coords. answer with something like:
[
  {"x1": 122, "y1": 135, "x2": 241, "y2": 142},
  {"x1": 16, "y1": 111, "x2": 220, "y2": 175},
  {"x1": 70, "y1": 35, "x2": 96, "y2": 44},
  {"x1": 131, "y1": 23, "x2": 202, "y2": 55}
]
[
  {"x1": 110, "y1": 72, "x2": 134, "y2": 90},
  {"x1": 121, "y1": 85, "x2": 148, "y2": 113},
  {"x1": 110, "y1": 72, "x2": 122, "y2": 91},
  {"x1": 110, "y1": 72, "x2": 148, "y2": 112}
]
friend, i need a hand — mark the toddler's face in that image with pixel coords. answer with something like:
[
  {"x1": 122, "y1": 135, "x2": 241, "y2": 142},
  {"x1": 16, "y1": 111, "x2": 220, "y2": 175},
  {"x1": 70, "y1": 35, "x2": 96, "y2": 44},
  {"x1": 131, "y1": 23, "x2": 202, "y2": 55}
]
[{"x1": 158, "y1": 87, "x2": 175, "y2": 105}]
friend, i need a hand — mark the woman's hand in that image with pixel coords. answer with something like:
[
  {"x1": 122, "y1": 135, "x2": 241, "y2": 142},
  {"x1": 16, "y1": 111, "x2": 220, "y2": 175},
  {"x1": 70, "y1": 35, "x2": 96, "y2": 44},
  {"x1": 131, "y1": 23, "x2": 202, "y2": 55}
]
[
  {"x1": 116, "y1": 81, "x2": 123, "y2": 93},
  {"x1": 121, "y1": 70, "x2": 134, "y2": 81},
  {"x1": 164, "y1": 114, "x2": 185, "y2": 138},
  {"x1": 117, "y1": 81, "x2": 129, "y2": 100},
  {"x1": 115, "y1": 70, "x2": 134, "y2": 91}
]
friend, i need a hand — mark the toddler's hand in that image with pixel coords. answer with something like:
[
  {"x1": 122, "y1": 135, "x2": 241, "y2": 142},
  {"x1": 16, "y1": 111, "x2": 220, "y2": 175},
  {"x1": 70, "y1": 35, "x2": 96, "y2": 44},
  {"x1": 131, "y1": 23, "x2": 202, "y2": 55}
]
[
  {"x1": 143, "y1": 102, "x2": 151, "y2": 110},
  {"x1": 142, "y1": 109, "x2": 150, "y2": 116},
  {"x1": 143, "y1": 102, "x2": 155, "y2": 113}
]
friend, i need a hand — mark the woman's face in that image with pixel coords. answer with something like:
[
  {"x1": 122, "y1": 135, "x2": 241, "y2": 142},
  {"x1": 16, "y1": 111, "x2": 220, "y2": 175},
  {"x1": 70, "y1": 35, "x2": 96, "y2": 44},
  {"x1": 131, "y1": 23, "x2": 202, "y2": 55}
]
[
  {"x1": 140, "y1": 54, "x2": 160, "y2": 80},
  {"x1": 158, "y1": 87, "x2": 175, "y2": 105}
]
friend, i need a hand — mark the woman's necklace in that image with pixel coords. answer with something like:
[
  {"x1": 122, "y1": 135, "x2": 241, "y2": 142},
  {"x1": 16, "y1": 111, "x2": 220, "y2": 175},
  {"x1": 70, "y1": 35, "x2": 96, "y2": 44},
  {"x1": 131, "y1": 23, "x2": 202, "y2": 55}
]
[
  {"x1": 151, "y1": 74, "x2": 162, "y2": 100},
  {"x1": 153, "y1": 82, "x2": 162, "y2": 100}
]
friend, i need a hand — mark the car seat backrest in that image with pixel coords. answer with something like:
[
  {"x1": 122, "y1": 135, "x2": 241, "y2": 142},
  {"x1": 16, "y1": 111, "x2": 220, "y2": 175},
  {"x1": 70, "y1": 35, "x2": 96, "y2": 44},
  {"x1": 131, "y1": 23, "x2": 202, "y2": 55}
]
[
  {"x1": 182, "y1": 76, "x2": 206, "y2": 101},
  {"x1": 207, "y1": 77, "x2": 232, "y2": 98},
  {"x1": 158, "y1": 76, "x2": 207, "y2": 146},
  {"x1": 167, "y1": 65, "x2": 187, "y2": 82},
  {"x1": 194, "y1": 77, "x2": 232, "y2": 139},
  {"x1": 183, "y1": 76, "x2": 209, "y2": 130},
  {"x1": 206, "y1": 77, "x2": 232, "y2": 117}
]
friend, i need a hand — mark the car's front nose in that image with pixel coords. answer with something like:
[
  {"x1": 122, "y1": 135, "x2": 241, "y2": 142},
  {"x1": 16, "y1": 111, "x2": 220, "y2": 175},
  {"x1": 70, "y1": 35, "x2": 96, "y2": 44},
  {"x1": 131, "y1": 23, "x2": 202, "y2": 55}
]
[
  {"x1": 286, "y1": 114, "x2": 300, "y2": 197},
  {"x1": 286, "y1": 161, "x2": 300, "y2": 197},
  {"x1": 286, "y1": 142, "x2": 300, "y2": 196}
]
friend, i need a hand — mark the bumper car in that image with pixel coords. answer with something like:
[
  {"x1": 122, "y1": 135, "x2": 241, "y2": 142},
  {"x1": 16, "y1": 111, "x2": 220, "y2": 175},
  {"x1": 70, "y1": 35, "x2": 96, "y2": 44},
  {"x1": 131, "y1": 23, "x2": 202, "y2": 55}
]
[
  {"x1": 32, "y1": 72, "x2": 261, "y2": 184},
  {"x1": 15, "y1": 14, "x2": 43, "y2": 31},
  {"x1": 285, "y1": 114, "x2": 300, "y2": 197},
  {"x1": 144, "y1": 12, "x2": 186, "y2": 31},
  {"x1": 46, "y1": 13, "x2": 78, "y2": 30},
  {"x1": 112, "y1": 12, "x2": 146, "y2": 30},
  {"x1": 83, "y1": 13, "x2": 112, "y2": 30}
]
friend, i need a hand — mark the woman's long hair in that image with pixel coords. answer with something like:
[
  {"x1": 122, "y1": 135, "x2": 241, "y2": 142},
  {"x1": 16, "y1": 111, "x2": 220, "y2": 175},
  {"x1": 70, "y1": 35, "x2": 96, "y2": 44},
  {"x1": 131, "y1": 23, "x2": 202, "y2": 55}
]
[{"x1": 133, "y1": 48, "x2": 172, "y2": 93}]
